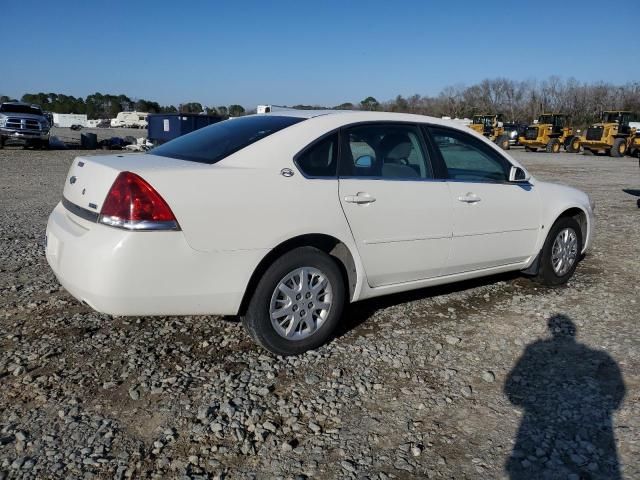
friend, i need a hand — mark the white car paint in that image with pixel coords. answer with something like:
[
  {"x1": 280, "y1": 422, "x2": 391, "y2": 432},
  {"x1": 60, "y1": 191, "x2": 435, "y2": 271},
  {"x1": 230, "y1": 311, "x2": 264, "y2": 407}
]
[{"x1": 45, "y1": 110, "x2": 594, "y2": 318}]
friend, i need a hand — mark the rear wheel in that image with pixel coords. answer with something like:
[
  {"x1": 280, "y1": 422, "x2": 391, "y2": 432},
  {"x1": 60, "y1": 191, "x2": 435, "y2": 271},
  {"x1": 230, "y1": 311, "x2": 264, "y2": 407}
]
[
  {"x1": 611, "y1": 138, "x2": 627, "y2": 157},
  {"x1": 242, "y1": 247, "x2": 346, "y2": 356},
  {"x1": 496, "y1": 134, "x2": 510, "y2": 150},
  {"x1": 546, "y1": 138, "x2": 561, "y2": 153},
  {"x1": 566, "y1": 136, "x2": 581, "y2": 153},
  {"x1": 534, "y1": 217, "x2": 582, "y2": 286}
]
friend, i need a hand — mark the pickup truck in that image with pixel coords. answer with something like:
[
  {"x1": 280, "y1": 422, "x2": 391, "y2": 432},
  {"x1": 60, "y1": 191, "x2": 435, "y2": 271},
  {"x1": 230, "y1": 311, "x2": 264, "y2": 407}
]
[{"x1": 0, "y1": 102, "x2": 50, "y2": 149}]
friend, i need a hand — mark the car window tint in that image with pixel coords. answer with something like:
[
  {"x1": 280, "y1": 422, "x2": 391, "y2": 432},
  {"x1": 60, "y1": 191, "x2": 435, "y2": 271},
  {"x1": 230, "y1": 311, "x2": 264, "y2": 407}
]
[
  {"x1": 150, "y1": 115, "x2": 305, "y2": 164},
  {"x1": 430, "y1": 127, "x2": 509, "y2": 182},
  {"x1": 340, "y1": 124, "x2": 432, "y2": 179},
  {"x1": 296, "y1": 134, "x2": 338, "y2": 177}
]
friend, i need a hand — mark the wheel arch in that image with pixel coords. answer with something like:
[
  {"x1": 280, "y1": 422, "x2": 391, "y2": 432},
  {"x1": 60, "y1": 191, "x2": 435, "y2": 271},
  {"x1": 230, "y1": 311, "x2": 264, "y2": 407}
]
[
  {"x1": 237, "y1": 233, "x2": 358, "y2": 316},
  {"x1": 526, "y1": 205, "x2": 590, "y2": 276},
  {"x1": 552, "y1": 206, "x2": 590, "y2": 253}
]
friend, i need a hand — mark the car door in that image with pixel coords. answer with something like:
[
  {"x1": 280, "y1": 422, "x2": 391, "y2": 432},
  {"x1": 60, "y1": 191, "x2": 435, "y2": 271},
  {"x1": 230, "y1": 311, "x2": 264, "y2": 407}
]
[
  {"x1": 427, "y1": 126, "x2": 540, "y2": 274},
  {"x1": 338, "y1": 123, "x2": 453, "y2": 287}
]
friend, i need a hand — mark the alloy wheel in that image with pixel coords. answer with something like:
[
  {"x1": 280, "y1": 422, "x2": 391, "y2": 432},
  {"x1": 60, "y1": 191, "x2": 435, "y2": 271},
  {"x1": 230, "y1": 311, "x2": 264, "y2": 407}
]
[{"x1": 551, "y1": 228, "x2": 578, "y2": 276}]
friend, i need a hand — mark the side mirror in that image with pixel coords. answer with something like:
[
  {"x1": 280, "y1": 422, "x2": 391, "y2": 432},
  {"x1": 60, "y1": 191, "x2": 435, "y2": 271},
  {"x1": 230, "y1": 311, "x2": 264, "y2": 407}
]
[
  {"x1": 355, "y1": 155, "x2": 373, "y2": 168},
  {"x1": 509, "y1": 166, "x2": 530, "y2": 183}
]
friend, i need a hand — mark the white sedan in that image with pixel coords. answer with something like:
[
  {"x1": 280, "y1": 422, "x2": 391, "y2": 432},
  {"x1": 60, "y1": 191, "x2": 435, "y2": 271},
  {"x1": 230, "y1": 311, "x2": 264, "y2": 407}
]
[{"x1": 45, "y1": 111, "x2": 594, "y2": 355}]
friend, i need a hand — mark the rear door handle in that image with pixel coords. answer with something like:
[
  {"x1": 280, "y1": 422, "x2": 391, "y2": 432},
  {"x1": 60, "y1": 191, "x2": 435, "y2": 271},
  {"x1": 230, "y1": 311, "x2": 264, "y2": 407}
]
[
  {"x1": 458, "y1": 193, "x2": 481, "y2": 203},
  {"x1": 344, "y1": 192, "x2": 376, "y2": 204}
]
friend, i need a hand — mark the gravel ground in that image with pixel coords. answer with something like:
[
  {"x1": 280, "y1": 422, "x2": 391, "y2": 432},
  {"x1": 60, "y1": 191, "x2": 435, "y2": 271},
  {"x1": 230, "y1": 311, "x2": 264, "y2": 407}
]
[{"x1": 0, "y1": 146, "x2": 639, "y2": 479}]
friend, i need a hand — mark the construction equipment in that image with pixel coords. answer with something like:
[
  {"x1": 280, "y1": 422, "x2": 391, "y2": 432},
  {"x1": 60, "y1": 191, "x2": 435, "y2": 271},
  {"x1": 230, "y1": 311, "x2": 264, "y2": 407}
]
[
  {"x1": 519, "y1": 113, "x2": 578, "y2": 153},
  {"x1": 576, "y1": 111, "x2": 637, "y2": 157},
  {"x1": 468, "y1": 114, "x2": 511, "y2": 150}
]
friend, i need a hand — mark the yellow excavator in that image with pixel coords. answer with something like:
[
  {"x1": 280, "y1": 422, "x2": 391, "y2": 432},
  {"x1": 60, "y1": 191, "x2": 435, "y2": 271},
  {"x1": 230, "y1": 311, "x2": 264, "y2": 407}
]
[
  {"x1": 468, "y1": 114, "x2": 510, "y2": 150},
  {"x1": 519, "y1": 113, "x2": 578, "y2": 153},
  {"x1": 576, "y1": 111, "x2": 637, "y2": 157}
]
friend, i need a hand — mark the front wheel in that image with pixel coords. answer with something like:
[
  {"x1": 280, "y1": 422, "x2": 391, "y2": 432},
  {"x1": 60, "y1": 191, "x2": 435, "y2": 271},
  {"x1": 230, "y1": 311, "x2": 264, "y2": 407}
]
[
  {"x1": 546, "y1": 138, "x2": 561, "y2": 153},
  {"x1": 611, "y1": 138, "x2": 627, "y2": 157},
  {"x1": 534, "y1": 217, "x2": 582, "y2": 286},
  {"x1": 496, "y1": 134, "x2": 510, "y2": 150},
  {"x1": 242, "y1": 247, "x2": 346, "y2": 356}
]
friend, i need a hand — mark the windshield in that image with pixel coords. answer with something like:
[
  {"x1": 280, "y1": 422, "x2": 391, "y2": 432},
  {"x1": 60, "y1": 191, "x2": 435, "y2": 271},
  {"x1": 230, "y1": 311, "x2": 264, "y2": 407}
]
[
  {"x1": 472, "y1": 116, "x2": 494, "y2": 126},
  {"x1": 602, "y1": 112, "x2": 628, "y2": 124},
  {"x1": 0, "y1": 104, "x2": 43, "y2": 115},
  {"x1": 150, "y1": 115, "x2": 305, "y2": 164},
  {"x1": 538, "y1": 115, "x2": 564, "y2": 127}
]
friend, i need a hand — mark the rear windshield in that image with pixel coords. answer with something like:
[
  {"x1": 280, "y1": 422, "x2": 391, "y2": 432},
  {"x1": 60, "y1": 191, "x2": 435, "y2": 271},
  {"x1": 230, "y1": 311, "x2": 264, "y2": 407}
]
[
  {"x1": 150, "y1": 115, "x2": 305, "y2": 164},
  {"x1": 0, "y1": 104, "x2": 43, "y2": 115}
]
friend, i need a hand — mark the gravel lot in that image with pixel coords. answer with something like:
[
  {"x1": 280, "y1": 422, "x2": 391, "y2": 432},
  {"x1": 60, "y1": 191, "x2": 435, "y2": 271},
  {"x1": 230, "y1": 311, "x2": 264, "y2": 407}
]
[{"x1": 1, "y1": 146, "x2": 639, "y2": 479}]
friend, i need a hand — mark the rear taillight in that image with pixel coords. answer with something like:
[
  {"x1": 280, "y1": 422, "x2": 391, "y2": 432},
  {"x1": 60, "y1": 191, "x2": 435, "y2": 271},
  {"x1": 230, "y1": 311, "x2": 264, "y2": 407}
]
[{"x1": 98, "y1": 172, "x2": 180, "y2": 231}]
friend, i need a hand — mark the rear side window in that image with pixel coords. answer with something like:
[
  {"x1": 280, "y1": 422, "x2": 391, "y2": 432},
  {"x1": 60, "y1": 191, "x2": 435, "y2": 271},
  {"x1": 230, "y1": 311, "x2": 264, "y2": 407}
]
[
  {"x1": 340, "y1": 124, "x2": 433, "y2": 179},
  {"x1": 429, "y1": 127, "x2": 510, "y2": 182},
  {"x1": 150, "y1": 115, "x2": 305, "y2": 164},
  {"x1": 295, "y1": 133, "x2": 338, "y2": 177}
]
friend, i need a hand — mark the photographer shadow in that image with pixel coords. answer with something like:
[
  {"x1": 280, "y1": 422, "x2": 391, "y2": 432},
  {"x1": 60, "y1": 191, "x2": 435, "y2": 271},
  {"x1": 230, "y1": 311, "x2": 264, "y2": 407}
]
[{"x1": 505, "y1": 314, "x2": 626, "y2": 479}]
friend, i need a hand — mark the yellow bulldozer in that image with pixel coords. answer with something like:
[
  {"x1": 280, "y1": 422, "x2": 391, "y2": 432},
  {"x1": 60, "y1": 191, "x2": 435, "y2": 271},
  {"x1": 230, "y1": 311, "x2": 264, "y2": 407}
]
[
  {"x1": 576, "y1": 111, "x2": 637, "y2": 157},
  {"x1": 519, "y1": 113, "x2": 579, "y2": 153},
  {"x1": 468, "y1": 114, "x2": 511, "y2": 150}
]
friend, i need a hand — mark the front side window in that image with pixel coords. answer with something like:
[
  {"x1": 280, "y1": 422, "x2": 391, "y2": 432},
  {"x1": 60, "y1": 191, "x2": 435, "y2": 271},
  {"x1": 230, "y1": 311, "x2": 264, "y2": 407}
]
[
  {"x1": 151, "y1": 115, "x2": 305, "y2": 164},
  {"x1": 295, "y1": 133, "x2": 338, "y2": 177},
  {"x1": 340, "y1": 124, "x2": 432, "y2": 179},
  {"x1": 430, "y1": 127, "x2": 510, "y2": 182}
]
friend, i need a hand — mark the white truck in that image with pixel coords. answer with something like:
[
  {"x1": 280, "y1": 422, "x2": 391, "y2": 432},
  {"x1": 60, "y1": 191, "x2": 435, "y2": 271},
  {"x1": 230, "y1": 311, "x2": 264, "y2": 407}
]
[{"x1": 110, "y1": 111, "x2": 148, "y2": 129}]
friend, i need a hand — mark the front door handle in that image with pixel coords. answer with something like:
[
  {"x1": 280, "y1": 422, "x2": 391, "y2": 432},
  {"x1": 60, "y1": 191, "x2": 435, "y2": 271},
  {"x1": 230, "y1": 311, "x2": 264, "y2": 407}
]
[
  {"x1": 458, "y1": 193, "x2": 481, "y2": 203},
  {"x1": 344, "y1": 192, "x2": 376, "y2": 204}
]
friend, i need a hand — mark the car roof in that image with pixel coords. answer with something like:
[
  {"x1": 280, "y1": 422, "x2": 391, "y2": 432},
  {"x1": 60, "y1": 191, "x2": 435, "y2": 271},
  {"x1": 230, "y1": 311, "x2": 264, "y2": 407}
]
[{"x1": 257, "y1": 109, "x2": 468, "y2": 129}]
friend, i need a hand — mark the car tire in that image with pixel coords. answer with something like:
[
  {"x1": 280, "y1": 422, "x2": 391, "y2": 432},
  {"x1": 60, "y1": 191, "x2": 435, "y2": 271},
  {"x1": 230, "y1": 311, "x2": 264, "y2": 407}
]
[
  {"x1": 611, "y1": 138, "x2": 626, "y2": 157},
  {"x1": 546, "y1": 138, "x2": 561, "y2": 153},
  {"x1": 242, "y1": 247, "x2": 346, "y2": 356},
  {"x1": 534, "y1": 216, "x2": 582, "y2": 287}
]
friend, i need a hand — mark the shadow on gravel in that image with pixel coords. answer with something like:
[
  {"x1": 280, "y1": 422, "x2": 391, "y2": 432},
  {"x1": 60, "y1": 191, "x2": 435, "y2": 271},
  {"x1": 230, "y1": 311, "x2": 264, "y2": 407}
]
[
  {"x1": 505, "y1": 314, "x2": 626, "y2": 480},
  {"x1": 334, "y1": 271, "x2": 521, "y2": 338}
]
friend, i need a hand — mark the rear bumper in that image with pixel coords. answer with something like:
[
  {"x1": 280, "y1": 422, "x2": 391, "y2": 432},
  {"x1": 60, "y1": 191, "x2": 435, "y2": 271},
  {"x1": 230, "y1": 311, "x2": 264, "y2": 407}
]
[
  {"x1": 579, "y1": 140, "x2": 610, "y2": 150},
  {"x1": 519, "y1": 139, "x2": 550, "y2": 149},
  {"x1": 45, "y1": 202, "x2": 266, "y2": 316}
]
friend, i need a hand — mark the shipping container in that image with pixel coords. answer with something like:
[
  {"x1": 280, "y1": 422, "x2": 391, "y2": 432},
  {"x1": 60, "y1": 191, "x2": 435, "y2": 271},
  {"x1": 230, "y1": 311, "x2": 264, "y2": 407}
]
[{"x1": 147, "y1": 113, "x2": 222, "y2": 145}]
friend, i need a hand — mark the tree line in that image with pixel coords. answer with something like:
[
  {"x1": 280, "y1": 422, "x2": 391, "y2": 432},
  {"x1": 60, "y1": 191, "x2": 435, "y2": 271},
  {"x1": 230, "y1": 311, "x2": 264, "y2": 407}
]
[
  {"x1": 0, "y1": 92, "x2": 246, "y2": 119},
  {"x1": 2, "y1": 77, "x2": 639, "y2": 127},
  {"x1": 289, "y1": 78, "x2": 640, "y2": 128}
]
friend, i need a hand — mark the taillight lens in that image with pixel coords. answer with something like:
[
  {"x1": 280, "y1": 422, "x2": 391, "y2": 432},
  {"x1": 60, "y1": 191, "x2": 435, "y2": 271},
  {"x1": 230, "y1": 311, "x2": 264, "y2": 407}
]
[{"x1": 98, "y1": 172, "x2": 180, "y2": 230}]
